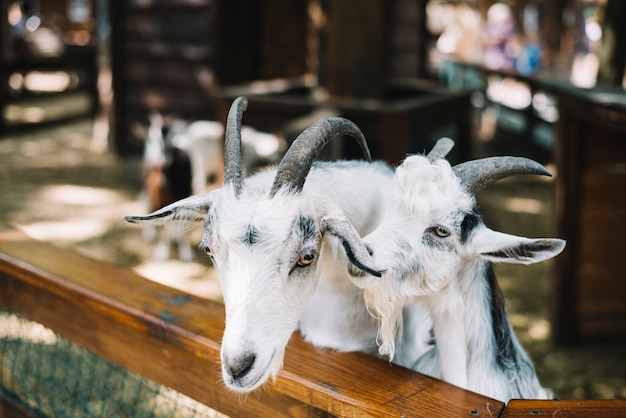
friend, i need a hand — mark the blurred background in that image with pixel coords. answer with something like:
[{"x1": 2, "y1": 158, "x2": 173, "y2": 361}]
[{"x1": 1, "y1": 0, "x2": 625, "y2": 407}]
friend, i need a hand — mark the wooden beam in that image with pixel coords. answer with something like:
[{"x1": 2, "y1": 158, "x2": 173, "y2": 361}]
[
  {"x1": 502, "y1": 399, "x2": 626, "y2": 417},
  {"x1": 0, "y1": 397, "x2": 40, "y2": 418},
  {"x1": 323, "y1": 0, "x2": 388, "y2": 98},
  {"x1": 0, "y1": 228, "x2": 503, "y2": 417}
]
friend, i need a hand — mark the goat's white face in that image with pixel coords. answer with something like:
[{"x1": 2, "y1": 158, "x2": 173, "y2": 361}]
[
  {"x1": 200, "y1": 186, "x2": 325, "y2": 392},
  {"x1": 348, "y1": 155, "x2": 565, "y2": 356},
  {"x1": 129, "y1": 98, "x2": 384, "y2": 393},
  {"x1": 125, "y1": 177, "x2": 379, "y2": 393},
  {"x1": 351, "y1": 156, "x2": 473, "y2": 295}
]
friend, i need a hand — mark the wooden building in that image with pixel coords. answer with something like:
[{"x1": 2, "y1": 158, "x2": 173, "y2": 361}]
[{"x1": 0, "y1": 0, "x2": 99, "y2": 132}]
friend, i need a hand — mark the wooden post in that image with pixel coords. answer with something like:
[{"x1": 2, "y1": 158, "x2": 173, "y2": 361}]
[
  {"x1": 597, "y1": 0, "x2": 626, "y2": 86},
  {"x1": 322, "y1": 0, "x2": 388, "y2": 98}
]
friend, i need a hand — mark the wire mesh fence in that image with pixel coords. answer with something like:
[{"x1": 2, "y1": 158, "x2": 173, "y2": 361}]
[{"x1": 0, "y1": 309, "x2": 227, "y2": 418}]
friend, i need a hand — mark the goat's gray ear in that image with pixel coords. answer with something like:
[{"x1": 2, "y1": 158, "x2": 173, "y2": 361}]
[
  {"x1": 474, "y1": 229, "x2": 566, "y2": 265},
  {"x1": 125, "y1": 192, "x2": 217, "y2": 226},
  {"x1": 320, "y1": 215, "x2": 382, "y2": 277}
]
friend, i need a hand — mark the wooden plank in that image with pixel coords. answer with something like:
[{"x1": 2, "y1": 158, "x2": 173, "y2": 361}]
[
  {"x1": 581, "y1": 173, "x2": 626, "y2": 214},
  {"x1": 125, "y1": 0, "x2": 214, "y2": 10},
  {"x1": 581, "y1": 129, "x2": 626, "y2": 170},
  {"x1": 124, "y1": 12, "x2": 214, "y2": 42},
  {"x1": 259, "y1": 0, "x2": 309, "y2": 79},
  {"x1": 0, "y1": 228, "x2": 504, "y2": 417},
  {"x1": 553, "y1": 106, "x2": 585, "y2": 345},
  {"x1": 578, "y1": 216, "x2": 626, "y2": 262},
  {"x1": 577, "y1": 269, "x2": 626, "y2": 316},
  {"x1": 502, "y1": 399, "x2": 626, "y2": 417},
  {"x1": 0, "y1": 397, "x2": 39, "y2": 418},
  {"x1": 324, "y1": 0, "x2": 388, "y2": 98},
  {"x1": 578, "y1": 317, "x2": 626, "y2": 340}
]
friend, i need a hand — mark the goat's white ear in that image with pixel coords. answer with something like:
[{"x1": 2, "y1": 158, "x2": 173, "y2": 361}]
[
  {"x1": 474, "y1": 228, "x2": 566, "y2": 265},
  {"x1": 125, "y1": 192, "x2": 218, "y2": 226},
  {"x1": 320, "y1": 213, "x2": 382, "y2": 277}
]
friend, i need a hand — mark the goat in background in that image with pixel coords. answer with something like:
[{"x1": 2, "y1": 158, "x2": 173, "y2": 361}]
[
  {"x1": 140, "y1": 113, "x2": 285, "y2": 261},
  {"x1": 348, "y1": 138, "x2": 565, "y2": 402},
  {"x1": 142, "y1": 113, "x2": 194, "y2": 261}
]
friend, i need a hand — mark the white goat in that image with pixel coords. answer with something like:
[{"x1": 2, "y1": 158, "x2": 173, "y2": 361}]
[
  {"x1": 142, "y1": 113, "x2": 194, "y2": 261},
  {"x1": 169, "y1": 119, "x2": 224, "y2": 195},
  {"x1": 150, "y1": 116, "x2": 285, "y2": 196},
  {"x1": 347, "y1": 139, "x2": 565, "y2": 402},
  {"x1": 125, "y1": 97, "x2": 425, "y2": 393}
]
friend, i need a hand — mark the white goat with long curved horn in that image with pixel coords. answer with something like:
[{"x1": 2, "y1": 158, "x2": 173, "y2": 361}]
[
  {"x1": 125, "y1": 97, "x2": 427, "y2": 393},
  {"x1": 347, "y1": 139, "x2": 565, "y2": 402}
]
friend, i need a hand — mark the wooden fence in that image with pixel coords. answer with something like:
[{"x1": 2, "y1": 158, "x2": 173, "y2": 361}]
[{"x1": 0, "y1": 228, "x2": 624, "y2": 417}]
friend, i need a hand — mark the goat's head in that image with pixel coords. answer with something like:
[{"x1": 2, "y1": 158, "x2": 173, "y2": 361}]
[
  {"x1": 126, "y1": 97, "x2": 379, "y2": 392},
  {"x1": 143, "y1": 112, "x2": 188, "y2": 169},
  {"x1": 347, "y1": 139, "x2": 566, "y2": 357}
]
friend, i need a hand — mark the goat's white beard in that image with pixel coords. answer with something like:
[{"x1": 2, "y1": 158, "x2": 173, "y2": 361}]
[
  {"x1": 268, "y1": 347, "x2": 285, "y2": 385},
  {"x1": 363, "y1": 285, "x2": 409, "y2": 360}
]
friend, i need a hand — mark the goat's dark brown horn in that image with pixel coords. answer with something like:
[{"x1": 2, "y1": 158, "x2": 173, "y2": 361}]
[
  {"x1": 426, "y1": 137, "x2": 455, "y2": 162},
  {"x1": 224, "y1": 96, "x2": 247, "y2": 196},
  {"x1": 270, "y1": 117, "x2": 370, "y2": 197},
  {"x1": 453, "y1": 156, "x2": 551, "y2": 195}
]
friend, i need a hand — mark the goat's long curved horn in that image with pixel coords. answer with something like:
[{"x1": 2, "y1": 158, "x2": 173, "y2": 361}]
[
  {"x1": 453, "y1": 156, "x2": 551, "y2": 195},
  {"x1": 224, "y1": 96, "x2": 247, "y2": 196},
  {"x1": 270, "y1": 117, "x2": 370, "y2": 197},
  {"x1": 426, "y1": 137, "x2": 455, "y2": 162}
]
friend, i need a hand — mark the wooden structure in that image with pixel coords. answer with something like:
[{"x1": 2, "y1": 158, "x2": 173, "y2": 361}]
[
  {"x1": 109, "y1": 0, "x2": 472, "y2": 165},
  {"x1": 109, "y1": 0, "x2": 310, "y2": 155},
  {"x1": 0, "y1": 0, "x2": 98, "y2": 133},
  {"x1": 109, "y1": 0, "x2": 221, "y2": 155},
  {"x1": 1, "y1": 228, "x2": 625, "y2": 416},
  {"x1": 553, "y1": 84, "x2": 626, "y2": 345},
  {"x1": 220, "y1": 78, "x2": 472, "y2": 166}
]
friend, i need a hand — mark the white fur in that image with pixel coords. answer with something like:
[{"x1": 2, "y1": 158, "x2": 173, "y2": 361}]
[
  {"x1": 349, "y1": 154, "x2": 565, "y2": 402},
  {"x1": 171, "y1": 120, "x2": 224, "y2": 195},
  {"x1": 141, "y1": 117, "x2": 284, "y2": 261},
  {"x1": 126, "y1": 160, "x2": 426, "y2": 393}
]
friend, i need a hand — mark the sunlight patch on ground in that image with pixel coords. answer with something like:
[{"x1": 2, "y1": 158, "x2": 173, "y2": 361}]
[
  {"x1": 134, "y1": 260, "x2": 222, "y2": 301},
  {"x1": 38, "y1": 185, "x2": 126, "y2": 206},
  {"x1": 18, "y1": 219, "x2": 110, "y2": 243},
  {"x1": 3, "y1": 93, "x2": 91, "y2": 126},
  {"x1": 509, "y1": 313, "x2": 551, "y2": 341}
]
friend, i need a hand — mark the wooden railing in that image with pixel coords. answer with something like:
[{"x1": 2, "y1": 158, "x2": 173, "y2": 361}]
[
  {"x1": 0, "y1": 46, "x2": 99, "y2": 133},
  {"x1": 0, "y1": 228, "x2": 624, "y2": 417}
]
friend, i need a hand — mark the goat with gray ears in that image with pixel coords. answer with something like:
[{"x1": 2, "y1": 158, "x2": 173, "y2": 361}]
[
  {"x1": 125, "y1": 97, "x2": 425, "y2": 393},
  {"x1": 347, "y1": 138, "x2": 565, "y2": 402}
]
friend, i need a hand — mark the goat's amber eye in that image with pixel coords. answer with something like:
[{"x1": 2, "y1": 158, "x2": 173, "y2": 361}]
[
  {"x1": 297, "y1": 252, "x2": 315, "y2": 267},
  {"x1": 434, "y1": 226, "x2": 451, "y2": 237}
]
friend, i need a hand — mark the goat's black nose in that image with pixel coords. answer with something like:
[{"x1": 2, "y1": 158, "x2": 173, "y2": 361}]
[{"x1": 224, "y1": 353, "x2": 256, "y2": 379}]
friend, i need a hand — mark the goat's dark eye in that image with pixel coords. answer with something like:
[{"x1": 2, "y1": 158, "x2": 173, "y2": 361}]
[
  {"x1": 202, "y1": 245, "x2": 213, "y2": 257},
  {"x1": 296, "y1": 252, "x2": 316, "y2": 267},
  {"x1": 433, "y1": 226, "x2": 451, "y2": 237}
]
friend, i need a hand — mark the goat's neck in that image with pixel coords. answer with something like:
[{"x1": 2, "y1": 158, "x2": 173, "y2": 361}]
[
  {"x1": 458, "y1": 260, "x2": 529, "y2": 371},
  {"x1": 420, "y1": 258, "x2": 548, "y2": 401}
]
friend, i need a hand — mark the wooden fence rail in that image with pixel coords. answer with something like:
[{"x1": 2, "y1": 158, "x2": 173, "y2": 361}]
[{"x1": 0, "y1": 228, "x2": 624, "y2": 417}]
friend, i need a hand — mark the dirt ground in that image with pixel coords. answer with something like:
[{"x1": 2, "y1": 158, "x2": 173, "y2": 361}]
[{"x1": 1, "y1": 118, "x2": 624, "y2": 401}]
